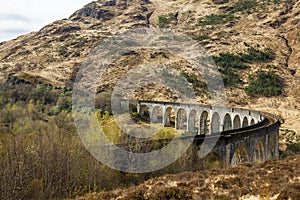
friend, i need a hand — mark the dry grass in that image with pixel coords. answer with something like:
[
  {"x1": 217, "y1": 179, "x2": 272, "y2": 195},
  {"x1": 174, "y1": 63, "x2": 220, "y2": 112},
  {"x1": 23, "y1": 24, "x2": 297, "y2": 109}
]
[{"x1": 73, "y1": 155, "x2": 300, "y2": 200}]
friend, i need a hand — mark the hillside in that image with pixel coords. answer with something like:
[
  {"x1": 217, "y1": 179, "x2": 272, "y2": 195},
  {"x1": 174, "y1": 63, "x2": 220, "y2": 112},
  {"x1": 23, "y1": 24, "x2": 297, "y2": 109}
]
[{"x1": 0, "y1": 0, "x2": 300, "y2": 133}]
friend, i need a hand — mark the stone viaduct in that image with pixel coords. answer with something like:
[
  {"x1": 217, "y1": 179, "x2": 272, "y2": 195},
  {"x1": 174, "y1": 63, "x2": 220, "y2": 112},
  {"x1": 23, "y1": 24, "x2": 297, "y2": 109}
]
[{"x1": 134, "y1": 100, "x2": 280, "y2": 167}]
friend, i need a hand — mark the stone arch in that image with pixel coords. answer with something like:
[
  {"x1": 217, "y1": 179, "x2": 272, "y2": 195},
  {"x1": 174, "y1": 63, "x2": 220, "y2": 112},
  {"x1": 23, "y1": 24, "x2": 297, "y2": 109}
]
[
  {"x1": 140, "y1": 105, "x2": 150, "y2": 123},
  {"x1": 176, "y1": 108, "x2": 187, "y2": 130},
  {"x1": 201, "y1": 152, "x2": 222, "y2": 169},
  {"x1": 223, "y1": 113, "x2": 232, "y2": 131},
  {"x1": 253, "y1": 140, "x2": 265, "y2": 163},
  {"x1": 200, "y1": 111, "x2": 209, "y2": 135},
  {"x1": 233, "y1": 115, "x2": 241, "y2": 129},
  {"x1": 188, "y1": 109, "x2": 199, "y2": 133},
  {"x1": 151, "y1": 106, "x2": 163, "y2": 124},
  {"x1": 250, "y1": 118, "x2": 255, "y2": 125},
  {"x1": 231, "y1": 146, "x2": 250, "y2": 166},
  {"x1": 211, "y1": 112, "x2": 221, "y2": 133},
  {"x1": 164, "y1": 107, "x2": 175, "y2": 128},
  {"x1": 242, "y1": 117, "x2": 249, "y2": 128}
]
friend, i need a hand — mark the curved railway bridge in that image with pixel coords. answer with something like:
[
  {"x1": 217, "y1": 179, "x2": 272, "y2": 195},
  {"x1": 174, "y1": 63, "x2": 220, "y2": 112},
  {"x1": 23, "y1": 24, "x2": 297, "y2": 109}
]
[
  {"x1": 93, "y1": 100, "x2": 280, "y2": 172},
  {"x1": 134, "y1": 100, "x2": 280, "y2": 167}
]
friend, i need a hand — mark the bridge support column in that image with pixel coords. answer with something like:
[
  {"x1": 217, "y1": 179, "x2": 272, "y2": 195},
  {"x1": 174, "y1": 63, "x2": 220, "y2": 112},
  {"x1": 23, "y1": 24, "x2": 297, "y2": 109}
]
[
  {"x1": 265, "y1": 134, "x2": 269, "y2": 161},
  {"x1": 198, "y1": 124, "x2": 201, "y2": 135},
  {"x1": 275, "y1": 130, "x2": 279, "y2": 160},
  {"x1": 175, "y1": 108, "x2": 178, "y2": 130},
  {"x1": 150, "y1": 108, "x2": 155, "y2": 123},
  {"x1": 225, "y1": 143, "x2": 231, "y2": 168},
  {"x1": 220, "y1": 123, "x2": 224, "y2": 132},
  {"x1": 162, "y1": 106, "x2": 166, "y2": 127},
  {"x1": 137, "y1": 103, "x2": 140, "y2": 114},
  {"x1": 186, "y1": 112, "x2": 190, "y2": 132}
]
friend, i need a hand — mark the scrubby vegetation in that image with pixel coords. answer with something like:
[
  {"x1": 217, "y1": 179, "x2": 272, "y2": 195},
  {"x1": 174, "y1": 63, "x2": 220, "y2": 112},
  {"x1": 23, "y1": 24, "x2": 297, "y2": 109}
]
[
  {"x1": 181, "y1": 72, "x2": 208, "y2": 96},
  {"x1": 213, "y1": 53, "x2": 248, "y2": 70},
  {"x1": 57, "y1": 45, "x2": 70, "y2": 57},
  {"x1": 219, "y1": 67, "x2": 242, "y2": 87},
  {"x1": 213, "y1": 47, "x2": 275, "y2": 87},
  {"x1": 245, "y1": 70, "x2": 284, "y2": 97},
  {"x1": 158, "y1": 13, "x2": 177, "y2": 28},
  {"x1": 192, "y1": 34, "x2": 210, "y2": 41},
  {"x1": 158, "y1": 69, "x2": 208, "y2": 97},
  {"x1": 198, "y1": 0, "x2": 259, "y2": 27},
  {"x1": 281, "y1": 142, "x2": 300, "y2": 157},
  {"x1": 76, "y1": 155, "x2": 300, "y2": 200},
  {"x1": 198, "y1": 13, "x2": 238, "y2": 26},
  {"x1": 231, "y1": 0, "x2": 258, "y2": 13}
]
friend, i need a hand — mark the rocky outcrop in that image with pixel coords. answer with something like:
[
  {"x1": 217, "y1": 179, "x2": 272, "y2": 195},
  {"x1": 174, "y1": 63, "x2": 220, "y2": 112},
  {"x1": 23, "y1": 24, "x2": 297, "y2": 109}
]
[{"x1": 70, "y1": 2, "x2": 115, "y2": 21}]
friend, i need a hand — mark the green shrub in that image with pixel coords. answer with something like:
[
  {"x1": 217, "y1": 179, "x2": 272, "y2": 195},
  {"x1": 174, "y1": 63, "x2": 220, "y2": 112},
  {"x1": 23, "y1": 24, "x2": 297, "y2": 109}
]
[
  {"x1": 198, "y1": 0, "x2": 258, "y2": 27},
  {"x1": 198, "y1": 13, "x2": 238, "y2": 26},
  {"x1": 42, "y1": 42, "x2": 52, "y2": 48},
  {"x1": 56, "y1": 96, "x2": 72, "y2": 112},
  {"x1": 280, "y1": 141, "x2": 300, "y2": 158},
  {"x1": 214, "y1": 47, "x2": 275, "y2": 69},
  {"x1": 213, "y1": 53, "x2": 247, "y2": 87},
  {"x1": 219, "y1": 67, "x2": 242, "y2": 87},
  {"x1": 57, "y1": 45, "x2": 69, "y2": 57},
  {"x1": 213, "y1": 47, "x2": 275, "y2": 87},
  {"x1": 158, "y1": 13, "x2": 176, "y2": 28},
  {"x1": 286, "y1": 143, "x2": 300, "y2": 154},
  {"x1": 160, "y1": 69, "x2": 195, "y2": 97},
  {"x1": 231, "y1": 0, "x2": 258, "y2": 13},
  {"x1": 181, "y1": 72, "x2": 207, "y2": 89},
  {"x1": 245, "y1": 70, "x2": 284, "y2": 97},
  {"x1": 240, "y1": 47, "x2": 275, "y2": 63},
  {"x1": 193, "y1": 34, "x2": 210, "y2": 41},
  {"x1": 213, "y1": 53, "x2": 248, "y2": 69},
  {"x1": 73, "y1": 51, "x2": 81, "y2": 57}
]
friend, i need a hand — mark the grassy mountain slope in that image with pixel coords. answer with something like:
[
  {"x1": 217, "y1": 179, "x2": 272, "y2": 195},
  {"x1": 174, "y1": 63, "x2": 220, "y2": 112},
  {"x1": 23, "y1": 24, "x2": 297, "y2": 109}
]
[{"x1": 1, "y1": 0, "x2": 300, "y2": 133}]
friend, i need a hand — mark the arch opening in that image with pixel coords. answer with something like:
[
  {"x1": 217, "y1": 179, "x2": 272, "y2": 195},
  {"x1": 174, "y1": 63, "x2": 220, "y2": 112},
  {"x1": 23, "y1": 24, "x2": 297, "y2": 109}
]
[
  {"x1": 139, "y1": 105, "x2": 150, "y2": 123},
  {"x1": 211, "y1": 112, "x2": 221, "y2": 133},
  {"x1": 164, "y1": 107, "x2": 175, "y2": 128},
  {"x1": 231, "y1": 146, "x2": 250, "y2": 166},
  {"x1": 253, "y1": 140, "x2": 265, "y2": 163},
  {"x1": 200, "y1": 111, "x2": 209, "y2": 135},
  {"x1": 242, "y1": 117, "x2": 249, "y2": 128},
  {"x1": 223, "y1": 113, "x2": 232, "y2": 131},
  {"x1": 233, "y1": 115, "x2": 241, "y2": 129},
  {"x1": 250, "y1": 119, "x2": 255, "y2": 125},
  {"x1": 151, "y1": 106, "x2": 163, "y2": 124},
  {"x1": 188, "y1": 110, "x2": 199, "y2": 133},
  {"x1": 176, "y1": 108, "x2": 187, "y2": 130}
]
